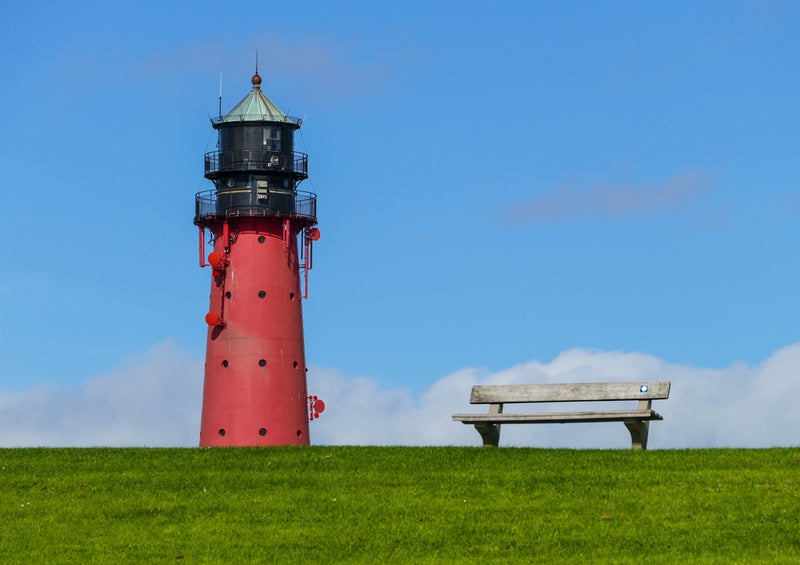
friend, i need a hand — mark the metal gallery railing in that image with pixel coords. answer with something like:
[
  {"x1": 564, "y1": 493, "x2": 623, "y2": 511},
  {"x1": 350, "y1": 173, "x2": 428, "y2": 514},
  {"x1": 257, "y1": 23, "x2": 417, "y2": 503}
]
[
  {"x1": 194, "y1": 189, "x2": 317, "y2": 223},
  {"x1": 204, "y1": 150, "x2": 308, "y2": 178}
]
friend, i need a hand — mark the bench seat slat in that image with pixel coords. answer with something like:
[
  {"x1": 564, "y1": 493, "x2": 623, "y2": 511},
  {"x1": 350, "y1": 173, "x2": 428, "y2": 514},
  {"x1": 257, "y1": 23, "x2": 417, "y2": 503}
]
[
  {"x1": 470, "y1": 381, "x2": 670, "y2": 404},
  {"x1": 453, "y1": 409, "x2": 663, "y2": 424}
]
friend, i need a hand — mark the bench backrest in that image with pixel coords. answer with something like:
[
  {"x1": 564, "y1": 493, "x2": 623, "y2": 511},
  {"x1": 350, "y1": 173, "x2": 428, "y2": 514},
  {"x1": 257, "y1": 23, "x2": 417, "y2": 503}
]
[{"x1": 470, "y1": 381, "x2": 671, "y2": 404}]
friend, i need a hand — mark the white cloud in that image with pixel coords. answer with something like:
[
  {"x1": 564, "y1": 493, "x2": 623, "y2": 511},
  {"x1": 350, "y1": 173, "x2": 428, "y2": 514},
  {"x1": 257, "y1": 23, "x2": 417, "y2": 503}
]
[
  {"x1": 0, "y1": 341, "x2": 203, "y2": 447},
  {"x1": 135, "y1": 31, "x2": 427, "y2": 105},
  {"x1": 2, "y1": 341, "x2": 800, "y2": 449},
  {"x1": 310, "y1": 344, "x2": 800, "y2": 449},
  {"x1": 507, "y1": 169, "x2": 717, "y2": 224}
]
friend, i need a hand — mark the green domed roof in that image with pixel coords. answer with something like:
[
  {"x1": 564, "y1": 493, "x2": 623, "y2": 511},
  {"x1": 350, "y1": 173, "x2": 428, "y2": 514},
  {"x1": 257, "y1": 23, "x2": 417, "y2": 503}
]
[{"x1": 219, "y1": 72, "x2": 291, "y2": 124}]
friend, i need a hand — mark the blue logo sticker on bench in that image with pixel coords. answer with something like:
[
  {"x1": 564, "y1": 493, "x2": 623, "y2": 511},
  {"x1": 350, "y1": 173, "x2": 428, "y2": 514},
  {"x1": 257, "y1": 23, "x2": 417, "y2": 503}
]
[{"x1": 640, "y1": 384, "x2": 649, "y2": 393}]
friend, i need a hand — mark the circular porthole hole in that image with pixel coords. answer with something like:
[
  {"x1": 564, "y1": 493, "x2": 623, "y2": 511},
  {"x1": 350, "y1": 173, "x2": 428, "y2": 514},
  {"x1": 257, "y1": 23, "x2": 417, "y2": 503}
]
[
  {"x1": 218, "y1": 429, "x2": 226, "y2": 437},
  {"x1": 296, "y1": 430, "x2": 303, "y2": 438},
  {"x1": 258, "y1": 359, "x2": 267, "y2": 367},
  {"x1": 259, "y1": 428, "x2": 267, "y2": 436},
  {"x1": 289, "y1": 292, "x2": 295, "y2": 301},
  {"x1": 293, "y1": 361, "x2": 298, "y2": 369},
  {"x1": 225, "y1": 291, "x2": 232, "y2": 299},
  {"x1": 222, "y1": 360, "x2": 228, "y2": 368},
  {"x1": 258, "y1": 290, "x2": 266, "y2": 299},
  {"x1": 258, "y1": 236, "x2": 265, "y2": 244}
]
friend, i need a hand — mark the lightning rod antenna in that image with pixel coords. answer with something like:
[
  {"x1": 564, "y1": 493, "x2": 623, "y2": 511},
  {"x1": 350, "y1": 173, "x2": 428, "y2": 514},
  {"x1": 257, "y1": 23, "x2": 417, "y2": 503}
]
[{"x1": 218, "y1": 73, "x2": 223, "y2": 120}]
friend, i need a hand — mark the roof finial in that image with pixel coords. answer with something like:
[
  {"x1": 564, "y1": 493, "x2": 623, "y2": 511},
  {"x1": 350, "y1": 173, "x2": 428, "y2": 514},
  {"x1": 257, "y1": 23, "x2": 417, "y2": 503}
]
[{"x1": 251, "y1": 50, "x2": 262, "y2": 89}]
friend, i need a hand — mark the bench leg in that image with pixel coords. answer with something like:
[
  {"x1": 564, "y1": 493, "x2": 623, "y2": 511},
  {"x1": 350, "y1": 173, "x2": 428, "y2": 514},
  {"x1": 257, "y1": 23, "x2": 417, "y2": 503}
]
[
  {"x1": 624, "y1": 420, "x2": 650, "y2": 450},
  {"x1": 474, "y1": 423, "x2": 501, "y2": 447}
]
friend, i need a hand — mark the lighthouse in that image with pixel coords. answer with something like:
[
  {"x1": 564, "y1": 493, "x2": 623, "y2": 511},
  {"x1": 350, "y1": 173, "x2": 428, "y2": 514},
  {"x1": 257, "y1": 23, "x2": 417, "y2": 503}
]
[{"x1": 194, "y1": 69, "x2": 323, "y2": 447}]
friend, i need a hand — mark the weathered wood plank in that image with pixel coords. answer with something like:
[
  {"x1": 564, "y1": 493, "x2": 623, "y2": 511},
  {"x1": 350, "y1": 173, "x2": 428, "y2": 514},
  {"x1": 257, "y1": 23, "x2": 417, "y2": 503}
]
[
  {"x1": 469, "y1": 381, "x2": 670, "y2": 404},
  {"x1": 452, "y1": 409, "x2": 663, "y2": 424}
]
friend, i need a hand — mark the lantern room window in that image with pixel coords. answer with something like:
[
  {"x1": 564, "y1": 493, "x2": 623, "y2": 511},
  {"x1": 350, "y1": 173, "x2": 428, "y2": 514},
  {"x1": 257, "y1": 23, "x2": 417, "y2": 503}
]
[{"x1": 264, "y1": 126, "x2": 281, "y2": 151}]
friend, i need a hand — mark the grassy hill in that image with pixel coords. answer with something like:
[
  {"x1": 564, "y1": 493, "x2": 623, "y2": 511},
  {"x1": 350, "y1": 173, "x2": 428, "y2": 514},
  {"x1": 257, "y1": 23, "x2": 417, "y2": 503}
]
[{"x1": 2, "y1": 447, "x2": 799, "y2": 563}]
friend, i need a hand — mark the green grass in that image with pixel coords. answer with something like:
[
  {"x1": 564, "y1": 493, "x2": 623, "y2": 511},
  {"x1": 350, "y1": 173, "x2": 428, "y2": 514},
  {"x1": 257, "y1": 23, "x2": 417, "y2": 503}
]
[{"x1": 2, "y1": 447, "x2": 799, "y2": 563}]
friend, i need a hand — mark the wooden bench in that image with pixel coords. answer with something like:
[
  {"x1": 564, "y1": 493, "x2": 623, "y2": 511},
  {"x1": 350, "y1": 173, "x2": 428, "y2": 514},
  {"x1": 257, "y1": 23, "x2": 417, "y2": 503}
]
[{"x1": 452, "y1": 381, "x2": 670, "y2": 450}]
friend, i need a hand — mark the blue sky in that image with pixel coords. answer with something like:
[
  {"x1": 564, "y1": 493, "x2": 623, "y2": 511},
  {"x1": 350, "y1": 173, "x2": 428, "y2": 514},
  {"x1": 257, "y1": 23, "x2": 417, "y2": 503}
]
[{"x1": 1, "y1": 1, "x2": 799, "y2": 446}]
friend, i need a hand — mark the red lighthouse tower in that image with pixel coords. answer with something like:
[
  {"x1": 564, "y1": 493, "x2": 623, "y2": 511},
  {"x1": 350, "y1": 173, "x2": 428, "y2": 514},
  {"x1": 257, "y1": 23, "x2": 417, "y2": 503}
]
[{"x1": 194, "y1": 70, "x2": 322, "y2": 447}]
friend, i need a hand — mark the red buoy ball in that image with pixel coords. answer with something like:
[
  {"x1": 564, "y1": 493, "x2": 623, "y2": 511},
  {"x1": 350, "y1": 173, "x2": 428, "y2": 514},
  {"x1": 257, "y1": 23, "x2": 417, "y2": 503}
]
[{"x1": 205, "y1": 312, "x2": 220, "y2": 326}]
